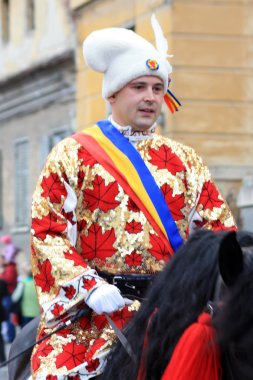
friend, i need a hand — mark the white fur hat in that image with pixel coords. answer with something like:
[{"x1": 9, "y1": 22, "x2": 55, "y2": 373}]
[{"x1": 83, "y1": 15, "x2": 172, "y2": 99}]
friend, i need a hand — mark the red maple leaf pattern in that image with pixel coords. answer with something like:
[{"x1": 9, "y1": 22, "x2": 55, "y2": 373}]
[
  {"x1": 82, "y1": 277, "x2": 96, "y2": 291},
  {"x1": 37, "y1": 328, "x2": 47, "y2": 341},
  {"x1": 63, "y1": 285, "x2": 76, "y2": 300},
  {"x1": 77, "y1": 219, "x2": 87, "y2": 232},
  {"x1": 208, "y1": 220, "x2": 236, "y2": 232},
  {"x1": 127, "y1": 199, "x2": 139, "y2": 212},
  {"x1": 34, "y1": 259, "x2": 55, "y2": 292},
  {"x1": 83, "y1": 175, "x2": 120, "y2": 212},
  {"x1": 62, "y1": 210, "x2": 75, "y2": 225},
  {"x1": 57, "y1": 328, "x2": 72, "y2": 338},
  {"x1": 41, "y1": 173, "x2": 67, "y2": 203},
  {"x1": 161, "y1": 183, "x2": 185, "y2": 221},
  {"x1": 149, "y1": 145, "x2": 185, "y2": 174},
  {"x1": 86, "y1": 338, "x2": 107, "y2": 362},
  {"x1": 93, "y1": 315, "x2": 107, "y2": 330},
  {"x1": 149, "y1": 233, "x2": 172, "y2": 262},
  {"x1": 85, "y1": 358, "x2": 100, "y2": 373},
  {"x1": 63, "y1": 250, "x2": 87, "y2": 269},
  {"x1": 125, "y1": 220, "x2": 142, "y2": 234},
  {"x1": 38, "y1": 342, "x2": 54, "y2": 358},
  {"x1": 77, "y1": 170, "x2": 85, "y2": 189},
  {"x1": 46, "y1": 376, "x2": 57, "y2": 380},
  {"x1": 111, "y1": 308, "x2": 133, "y2": 329},
  {"x1": 80, "y1": 223, "x2": 117, "y2": 260},
  {"x1": 32, "y1": 213, "x2": 67, "y2": 241},
  {"x1": 55, "y1": 341, "x2": 87, "y2": 370},
  {"x1": 51, "y1": 303, "x2": 64, "y2": 316},
  {"x1": 193, "y1": 220, "x2": 205, "y2": 229},
  {"x1": 125, "y1": 251, "x2": 142, "y2": 267},
  {"x1": 32, "y1": 354, "x2": 41, "y2": 372},
  {"x1": 198, "y1": 181, "x2": 224, "y2": 210},
  {"x1": 78, "y1": 146, "x2": 97, "y2": 167},
  {"x1": 79, "y1": 315, "x2": 91, "y2": 330}
]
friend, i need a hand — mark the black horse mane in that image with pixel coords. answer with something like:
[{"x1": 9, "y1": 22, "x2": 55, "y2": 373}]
[
  {"x1": 101, "y1": 229, "x2": 253, "y2": 380},
  {"x1": 101, "y1": 230, "x2": 223, "y2": 379}
]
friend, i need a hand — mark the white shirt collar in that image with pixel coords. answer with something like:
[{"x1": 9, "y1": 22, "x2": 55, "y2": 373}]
[{"x1": 108, "y1": 115, "x2": 156, "y2": 143}]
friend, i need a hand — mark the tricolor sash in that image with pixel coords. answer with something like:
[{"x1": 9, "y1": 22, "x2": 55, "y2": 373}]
[{"x1": 72, "y1": 120, "x2": 183, "y2": 253}]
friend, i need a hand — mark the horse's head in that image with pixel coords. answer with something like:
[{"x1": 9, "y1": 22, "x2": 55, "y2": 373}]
[{"x1": 215, "y1": 231, "x2": 253, "y2": 380}]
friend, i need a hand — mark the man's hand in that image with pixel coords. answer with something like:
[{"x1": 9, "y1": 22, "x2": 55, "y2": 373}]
[{"x1": 85, "y1": 283, "x2": 125, "y2": 314}]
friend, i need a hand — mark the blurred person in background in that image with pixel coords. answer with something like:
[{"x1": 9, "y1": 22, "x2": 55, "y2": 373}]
[
  {"x1": 0, "y1": 235, "x2": 19, "y2": 343},
  {"x1": 0, "y1": 278, "x2": 8, "y2": 364},
  {"x1": 12, "y1": 263, "x2": 40, "y2": 328}
]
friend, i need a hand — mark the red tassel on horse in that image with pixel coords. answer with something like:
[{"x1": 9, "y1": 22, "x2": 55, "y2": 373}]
[{"x1": 161, "y1": 312, "x2": 221, "y2": 380}]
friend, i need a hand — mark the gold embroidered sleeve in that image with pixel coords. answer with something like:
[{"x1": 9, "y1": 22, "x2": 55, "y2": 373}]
[{"x1": 30, "y1": 138, "x2": 105, "y2": 325}]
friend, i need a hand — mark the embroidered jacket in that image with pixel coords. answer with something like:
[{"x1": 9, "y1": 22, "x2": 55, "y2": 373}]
[{"x1": 30, "y1": 128, "x2": 236, "y2": 379}]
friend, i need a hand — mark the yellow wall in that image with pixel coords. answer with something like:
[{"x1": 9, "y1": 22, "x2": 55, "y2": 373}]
[
  {"x1": 72, "y1": 0, "x2": 253, "y2": 171},
  {"x1": 171, "y1": 1, "x2": 253, "y2": 167}
]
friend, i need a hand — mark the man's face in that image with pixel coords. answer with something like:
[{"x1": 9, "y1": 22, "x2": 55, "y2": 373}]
[{"x1": 108, "y1": 76, "x2": 164, "y2": 131}]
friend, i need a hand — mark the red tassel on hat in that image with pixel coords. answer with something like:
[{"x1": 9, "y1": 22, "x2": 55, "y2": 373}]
[{"x1": 161, "y1": 312, "x2": 221, "y2": 380}]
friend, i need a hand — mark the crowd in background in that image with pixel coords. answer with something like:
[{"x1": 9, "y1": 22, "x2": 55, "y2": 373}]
[{"x1": 0, "y1": 235, "x2": 40, "y2": 365}]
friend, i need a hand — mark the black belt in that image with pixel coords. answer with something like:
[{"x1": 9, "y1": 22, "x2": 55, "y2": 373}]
[{"x1": 97, "y1": 270, "x2": 156, "y2": 300}]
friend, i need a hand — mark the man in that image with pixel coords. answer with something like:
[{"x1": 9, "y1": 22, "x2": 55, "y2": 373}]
[{"x1": 30, "y1": 15, "x2": 236, "y2": 379}]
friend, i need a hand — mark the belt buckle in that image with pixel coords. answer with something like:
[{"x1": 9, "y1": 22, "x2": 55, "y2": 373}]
[{"x1": 112, "y1": 275, "x2": 123, "y2": 286}]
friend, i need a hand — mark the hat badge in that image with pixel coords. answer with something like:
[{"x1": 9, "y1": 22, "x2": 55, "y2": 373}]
[{"x1": 146, "y1": 59, "x2": 159, "y2": 71}]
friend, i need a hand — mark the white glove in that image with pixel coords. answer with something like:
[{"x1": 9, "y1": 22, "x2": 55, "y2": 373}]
[{"x1": 85, "y1": 283, "x2": 125, "y2": 314}]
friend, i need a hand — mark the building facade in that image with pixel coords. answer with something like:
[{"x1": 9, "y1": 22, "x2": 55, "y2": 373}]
[
  {"x1": 0, "y1": 0, "x2": 252, "y2": 257},
  {"x1": 0, "y1": 0, "x2": 76, "y2": 253},
  {"x1": 71, "y1": 0, "x2": 253, "y2": 229}
]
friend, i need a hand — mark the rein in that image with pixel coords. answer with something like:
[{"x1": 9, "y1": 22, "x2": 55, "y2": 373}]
[
  {"x1": 1, "y1": 307, "x2": 138, "y2": 371},
  {"x1": 105, "y1": 313, "x2": 138, "y2": 364},
  {"x1": 0, "y1": 308, "x2": 91, "y2": 369}
]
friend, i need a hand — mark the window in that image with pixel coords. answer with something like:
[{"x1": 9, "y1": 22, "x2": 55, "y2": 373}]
[
  {"x1": 26, "y1": 0, "x2": 35, "y2": 31},
  {"x1": 40, "y1": 128, "x2": 72, "y2": 169},
  {"x1": 1, "y1": 0, "x2": 10, "y2": 43},
  {"x1": 49, "y1": 130, "x2": 70, "y2": 151},
  {"x1": 14, "y1": 139, "x2": 29, "y2": 227},
  {"x1": 0, "y1": 150, "x2": 3, "y2": 229}
]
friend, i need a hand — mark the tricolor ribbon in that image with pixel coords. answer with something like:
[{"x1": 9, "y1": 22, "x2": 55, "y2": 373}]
[{"x1": 164, "y1": 88, "x2": 182, "y2": 113}]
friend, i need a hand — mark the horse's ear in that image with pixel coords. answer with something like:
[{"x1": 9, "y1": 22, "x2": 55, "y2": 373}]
[{"x1": 219, "y1": 231, "x2": 243, "y2": 287}]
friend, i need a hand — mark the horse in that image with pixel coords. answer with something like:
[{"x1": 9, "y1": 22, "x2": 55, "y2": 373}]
[
  {"x1": 7, "y1": 229, "x2": 253, "y2": 380},
  {"x1": 100, "y1": 229, "x2": 253, "y2": 380}
]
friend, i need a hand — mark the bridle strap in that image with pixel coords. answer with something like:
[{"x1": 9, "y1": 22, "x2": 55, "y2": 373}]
[
  {"x1": 0, "y1": 308, "x2": 91, "y2": 369},
  {"x1": 105, "y1": 313, "x2": 138, "y2": 364},
  {"x1": 213, "y1": 274, "x2": 223, "y2": 303}
]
